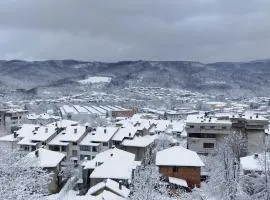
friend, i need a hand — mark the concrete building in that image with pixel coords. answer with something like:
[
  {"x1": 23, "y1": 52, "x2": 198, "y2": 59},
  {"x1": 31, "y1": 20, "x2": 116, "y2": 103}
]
[
  {"x1": 186, "y1": 112, "x2": 269, "y2": 154},
  {"x1": 0, "y1": 108, "x2": 28, "y2": 132},
  {"x1": 186, "y1": 114, "x2": 232, "y2": 154}
]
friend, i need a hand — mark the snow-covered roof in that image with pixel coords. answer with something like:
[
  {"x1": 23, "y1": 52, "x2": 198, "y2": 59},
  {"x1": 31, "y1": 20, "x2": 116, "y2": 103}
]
[
  {"x1": 62, "y1": 105, "x2": 78, "y2": 114},
  {"x1": 121, "y1": 135, "x2": 157, "y2": 147},
  {"x1": 80, "y1": 127, "x2": 119, "y2": 145},
  {"x1": 83, "y1": 148, "x2": 136, "y2": 180},
  {"x1": 112, "y1": 125, "x2": 138, "y2": 142},
  {"x1": 16, "y1": 124, "x2": 39, "y2": 138},
  {"x1": 86, "y1": 179, "x2": 130, "y2": 198},
  {"x1": 150, "y1": 120, "x2": 171, "y2": 133},
  {"x1": 25, "y1": 148, "x2": 65, "y2": 168},
  {"x1": 96, "y1": 190, "x2": 125, "y2": 200},
  {"x1": 240, "y1": 153, "x2": 269, "y2": 171},
  {"x1": 83, "y1": 148, "x2": 135, "y2": 169},
  {"x1": 186, "y1": 114, "x2": 232, "y2": 125},
  {"x1": 0, "y1": 134, "x2": 18, "y2": 142},
  {"x1": 156, "y1": 146, "x2": 205, "y2": 167},
  {"x1": 30, "y1": 123, "x2": 57, "y2": 142},
  {"x1": 48, "y1": 124, "x2": 86, "y2": 145},
  {"x1": 169, "y1": 177, "x2": 188, "y2": 187}
]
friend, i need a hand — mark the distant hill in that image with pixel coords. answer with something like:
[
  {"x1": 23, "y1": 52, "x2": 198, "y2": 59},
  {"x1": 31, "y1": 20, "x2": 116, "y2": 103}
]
[{"x1": 0, "y1": 59, "x2": 270, "y2": 97}]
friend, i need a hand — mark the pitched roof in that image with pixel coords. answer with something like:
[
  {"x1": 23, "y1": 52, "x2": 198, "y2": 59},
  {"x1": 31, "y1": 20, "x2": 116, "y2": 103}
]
[
  {"x1": 87, "y1": 179, "x2": 130, "y2": 198},
  {"x1": 156, "y1": 146, "x2": 204, "y2": 167},
  {"x1": 121, "y1": 135, "x2": 157, "y2": 147},
  {"x1": 25, "y1": 148, "x2": 65, "y2": 168}
]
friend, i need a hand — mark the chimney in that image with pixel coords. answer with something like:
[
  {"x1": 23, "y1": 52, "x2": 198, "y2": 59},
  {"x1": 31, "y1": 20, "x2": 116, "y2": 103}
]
[
  {"x1": 74, "y1": 128, "x2": 77, "y2": 134},
  {"x1": 13, "y1": 132, "x2": 17, "y2": 138},
  {"x1": 110, "y1": 153, "x2": 113, "y2": 157},
  {"x1": 256, "y1": 114, "x2": 259, "y2": 118},
  {"x1": 119, "y1": 180, "x2": 123, "y2": 190},
  {"x1": 254, "y1": 154, "x2": 259, "y2": 159},
  {"x1": 250, "y1": 116, "x2": 252, "y2": 119},
  {"x1": 45, "y1": 127, "x2": 48, "y2": 133},
  {"x1": 129, "y1": 133, "x2": 131, "y2": 137},
  {"x1": 35, "y1": 127, "x2": 39, "y2": 131},
  {"x1": 35, "y1": 150, "x2": 39, "y2": 158},
  {"x1": 104, "y1": 128, "x2": 107, "y2": 134}
]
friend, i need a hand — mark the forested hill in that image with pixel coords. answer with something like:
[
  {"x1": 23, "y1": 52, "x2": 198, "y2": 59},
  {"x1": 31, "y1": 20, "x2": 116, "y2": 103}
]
[{"x1": 0, "y1": 59, "x2": 270, "y2": 97}]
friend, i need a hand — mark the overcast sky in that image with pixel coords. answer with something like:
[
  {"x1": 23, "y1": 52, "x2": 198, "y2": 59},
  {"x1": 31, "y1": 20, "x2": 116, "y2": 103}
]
[{"x1": 0, "y1": 0, "x2": 269, "y2": 62}]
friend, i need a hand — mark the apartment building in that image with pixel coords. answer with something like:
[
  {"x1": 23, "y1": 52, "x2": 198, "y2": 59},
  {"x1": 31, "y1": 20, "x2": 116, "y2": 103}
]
[
  {"x1": 186, "y1": 112, "x2": 269, "y2": 154},
  {"x1": 0, "y1": 108, "x2": 28, "y2": 132}
]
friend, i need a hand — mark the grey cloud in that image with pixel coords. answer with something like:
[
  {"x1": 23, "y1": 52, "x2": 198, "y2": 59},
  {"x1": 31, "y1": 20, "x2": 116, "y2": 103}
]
[{"x1": 0, "y1": 0, "x2": 269, "y2": 62}]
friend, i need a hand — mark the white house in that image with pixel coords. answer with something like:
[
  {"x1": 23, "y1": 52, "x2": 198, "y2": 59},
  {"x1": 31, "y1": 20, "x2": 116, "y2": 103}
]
[
  {"x1": 25, "y1": 148, "x2": 66, "y2": 194},
  {"x1": 82, "y1": 148, "x2": 138, "y2": 187},
  {"x1": 78, "y1": 126, "x2": 119, "y2": 161}
]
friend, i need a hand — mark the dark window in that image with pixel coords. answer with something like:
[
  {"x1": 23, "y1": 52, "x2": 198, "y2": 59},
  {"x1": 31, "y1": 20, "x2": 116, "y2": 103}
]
[
  {"x1": 222, "y1": 127, "x2": 227, "y2": 129},
  {"x1": 80, "y1": 145, "x2": 91, "y2": 151},
  {"x1": 61, "y1": 146, "x2": 67, "y2": 152},
  {"x1": 189, "y1": 125, "x2": 194, "y2": 128},
  {"x1": 172, "y1": 167, "x2": 178, "y2": 173},
  {"x1": 92, "y1": 146, "x2": 97, "y2": 152},
  {"x1": 203, "y1": 143, "x2": 214, "y2": 148}
]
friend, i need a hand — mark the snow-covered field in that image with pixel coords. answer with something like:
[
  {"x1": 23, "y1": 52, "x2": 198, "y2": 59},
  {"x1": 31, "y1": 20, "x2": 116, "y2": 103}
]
[{"x1": 78, "y1": 76, "x2": 112, "y2": 84}]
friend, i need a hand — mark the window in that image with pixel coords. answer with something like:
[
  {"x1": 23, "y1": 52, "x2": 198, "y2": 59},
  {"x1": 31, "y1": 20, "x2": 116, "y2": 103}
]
[
  {"x1": 200, "y1": 126, "x2": 205, "y2": 129},
  {"x1": 172, "y1": 167, "x2": 178, "y2": 173},
  {"x1": 203, "y1": 143, "x2": 214, "y2": 148},
  {"x1": 92, "y1": 146, "x2": 97, "y2": 152},
  {"x1": 189, "y1": 125, "x2": 194, "y2": 128},
  {"x1": 72, "y1": 142, "x2": 77, "y2": 146},
  {"x1": 222, "y1": 126, "x2": 227, "y2": 130},
  {"x1": 61, "y1": 146, "x2": 67, "y2": 152},
  {"x1": 80, "y1": 145, "x2": 91, "y2": 151},
  {"x1": 103, "y1": 142, "x2": 108, "y2": 147}
]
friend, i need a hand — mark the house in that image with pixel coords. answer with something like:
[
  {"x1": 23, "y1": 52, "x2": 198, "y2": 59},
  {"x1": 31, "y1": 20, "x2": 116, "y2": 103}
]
[
  {"x1": 27, "y1": 113, "x2": 61, "y2": 125},
  {"x1": 48, "y1": 124, "x2": 88, "y2": 161},
  {"x1": 111, "y1": 108, "x2": 137, "y2": 118},
  {"x1": 86, "y1": 178, "x2": 130, "y2": 198},
  {"x1": 82, "y1": 148, "x2": 138, "y2": 187},
  {"x1": 112, "y1": 125, "x2": 138, "y2": 147},
  {"x1": 121, "y1": 135, "x2": 157, "y2": 161},
  {"x1": 240, "y1": 153, "x2": 269, "y2": 174},
  {"x1": 0, "y1": 133, "x2": 18, "y2": 150},
  {"x1": 156, "y1": 146, "x2": 204, "y2": 189},
  {"x1": 78, "y1": 126, "x2": 119, "y2": 161},
  {"x1": 17, "y1": 120, "x2": 79, "y2": 152},
  {"x1": 18, "y1": 122, "x2": 58, "y2": 152},
  {"x1": 25, "y1": 148, "x2": 66, "y2": 194}
]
